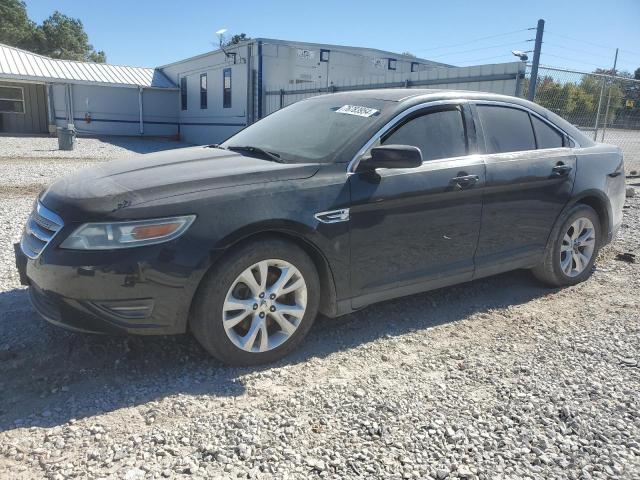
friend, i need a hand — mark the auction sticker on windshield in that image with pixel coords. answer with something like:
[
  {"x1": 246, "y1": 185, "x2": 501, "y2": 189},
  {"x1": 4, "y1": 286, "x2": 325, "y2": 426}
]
[{"x1": 335, "y1": 105, "x2": 380, "y2": 117}]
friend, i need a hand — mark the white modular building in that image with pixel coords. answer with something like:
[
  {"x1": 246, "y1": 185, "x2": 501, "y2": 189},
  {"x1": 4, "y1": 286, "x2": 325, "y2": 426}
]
[
  {"x1": 0, "y1": 43, "x2": 178, "y2": 136},
  {"x1": 1, "y1": 39, "x2": 524, "y2": 146},
  {"x1": 160, "y1": 38, "x2": 453, "y2": 144}
]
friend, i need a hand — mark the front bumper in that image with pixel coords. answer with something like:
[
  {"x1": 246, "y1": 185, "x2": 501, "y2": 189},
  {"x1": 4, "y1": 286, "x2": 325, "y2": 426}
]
[{"x1": 14, "y1": 236, "x2": 207, "y2": 335}]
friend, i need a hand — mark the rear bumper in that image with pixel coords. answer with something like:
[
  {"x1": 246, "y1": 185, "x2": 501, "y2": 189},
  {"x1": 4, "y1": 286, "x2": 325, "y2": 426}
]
[{"x1": 14, "y1": 237, "x2": 207, "y2": 336}]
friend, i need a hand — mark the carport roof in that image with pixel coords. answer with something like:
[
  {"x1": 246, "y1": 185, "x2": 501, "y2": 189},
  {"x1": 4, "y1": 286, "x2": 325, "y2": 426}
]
[{"x1": 0, "y1": 43, "x2": 176, "y2": 89}]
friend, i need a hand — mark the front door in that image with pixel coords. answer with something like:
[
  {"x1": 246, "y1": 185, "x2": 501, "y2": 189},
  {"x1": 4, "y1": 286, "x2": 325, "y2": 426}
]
[
  {"x1": 348, "y1": 104, "x2": 485, "y2": 308},
  {"x1": 472, "y1": 103, "x2": 577, "y2": 276}
]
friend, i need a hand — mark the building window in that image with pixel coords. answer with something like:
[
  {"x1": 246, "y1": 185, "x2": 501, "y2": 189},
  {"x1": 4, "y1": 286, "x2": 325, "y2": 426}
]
[
  {"x1": 320, "y1": 49, "x2": 330, "y2": 62},
  {"x1": 223, "y1": 68, "x2": 232, "y2": 108},
  {"x1": 180, "y1": 77, "x2": 187, "y2": 111},
  {"x1": 388, "y1": 58, "x2": 397, "y2": 70},
  {"x1": 411, "y1": 62, "x2": 420, "y2": 73},
  {"x1": 0, "y1": 86, "x2": 25, "y2": 113},
  {"x1": 200, "y1": 73, "x2": 207, "y2": 109}
]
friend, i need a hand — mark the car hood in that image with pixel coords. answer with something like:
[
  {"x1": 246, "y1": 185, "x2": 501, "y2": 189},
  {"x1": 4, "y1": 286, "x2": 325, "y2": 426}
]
[{"x1": 40, "y1": 146, "x2": 320, "y2": 221}]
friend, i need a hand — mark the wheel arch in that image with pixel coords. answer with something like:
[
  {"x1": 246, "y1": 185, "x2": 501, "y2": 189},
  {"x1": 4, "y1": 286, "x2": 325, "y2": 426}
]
[
  {"x1": 568, "y1": 190, "x2": 612, "y2": 242},
  {"x1": 190, "y1": 221, "x2": 339, "y2": 322}
]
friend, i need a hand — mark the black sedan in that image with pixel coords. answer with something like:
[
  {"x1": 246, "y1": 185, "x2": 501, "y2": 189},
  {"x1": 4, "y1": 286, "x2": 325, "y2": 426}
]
[{"x1": 15, "y1": 89, "x2": 625, "y2": 365}]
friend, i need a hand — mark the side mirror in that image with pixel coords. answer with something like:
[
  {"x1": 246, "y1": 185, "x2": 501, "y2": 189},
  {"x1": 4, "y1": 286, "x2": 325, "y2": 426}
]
[{"x1": 358, "y1": 145, "x2": 423, "y2": 171}]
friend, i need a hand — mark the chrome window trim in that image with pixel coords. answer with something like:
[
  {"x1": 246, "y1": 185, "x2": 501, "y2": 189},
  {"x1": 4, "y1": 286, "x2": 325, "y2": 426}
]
[
  {"x1": 346, "y1": 98, "x2": 580, "y2": 174},
  {"x1": 347, "y1": 99, "x2": 469, "y2": 174},
  {"x1": 472, "y1": 99, "x2": 581, "y2": 149}
]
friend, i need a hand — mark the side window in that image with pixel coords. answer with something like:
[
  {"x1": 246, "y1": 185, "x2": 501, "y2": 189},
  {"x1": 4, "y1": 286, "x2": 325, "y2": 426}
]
[
  {"x1": 180, "y1": 77, "x2": 187, "y2": 111},
  {"x1": 477, "y1": 105, "x2": 535, "y2": 154},
  {"x1": 223, "y1": 68, "x2": 232, "y2": 108},
  {"x1": 200, "y1": 73, "x2": 207, "y2": 109},
  {"x1": 382, "y1": 108, "x2": 467, "y2": 161},
  {"x1": 531, "y1": 115, "x2": 564, "y2": 149}
]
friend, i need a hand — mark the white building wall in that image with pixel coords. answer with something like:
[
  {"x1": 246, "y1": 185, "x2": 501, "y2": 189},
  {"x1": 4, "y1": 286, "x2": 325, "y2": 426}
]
[
  {"x1": 51, "y1": 83, "x2": 178, "y2": 136},
  {"x1": 260, "y1": 40, "x2": 444, "y2": 90},
  {"x1": 161, "y1": 44, "x2": 251, "y2": 145}
]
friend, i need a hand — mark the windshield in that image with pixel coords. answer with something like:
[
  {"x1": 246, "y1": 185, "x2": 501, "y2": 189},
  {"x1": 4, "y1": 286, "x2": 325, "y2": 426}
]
[{"x1": 221, "y1": 96, "x2": 393, "y2": 163}]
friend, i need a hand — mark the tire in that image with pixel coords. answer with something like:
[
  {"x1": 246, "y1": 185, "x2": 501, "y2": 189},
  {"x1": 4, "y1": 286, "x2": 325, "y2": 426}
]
[
  {"x1": 532, "y1": 204, "x2": 601, "y2": 287},
  {"x1": 190, "y1": 237, "x2": 320, "y2": 365}
]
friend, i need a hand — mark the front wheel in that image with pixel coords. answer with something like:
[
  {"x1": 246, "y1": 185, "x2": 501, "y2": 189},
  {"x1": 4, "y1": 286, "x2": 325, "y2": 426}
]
[
  {"x1": 532, "y1": 204, "x2": 601, "y2": 287},
  {"x1": 190, "y1": 238, "x2": 320, "y2": 365}
]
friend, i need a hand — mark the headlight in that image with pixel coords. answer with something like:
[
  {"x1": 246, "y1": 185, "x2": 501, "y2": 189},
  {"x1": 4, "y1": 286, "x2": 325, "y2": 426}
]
[{"x1": 60, "y1": 215, "x2": 196, "y2": 250}]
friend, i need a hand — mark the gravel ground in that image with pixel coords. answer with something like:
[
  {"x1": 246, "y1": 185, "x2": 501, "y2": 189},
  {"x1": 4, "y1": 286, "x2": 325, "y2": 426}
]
[
  {"x1": 0, "y1": 135, "x2": 193, "y2": 160},
  {"x1": 0, "y1": 135, "x2": 193, "y2": 196},
  {"x1": 0, "y1": 155, "x2": 638, "y2": 479}
]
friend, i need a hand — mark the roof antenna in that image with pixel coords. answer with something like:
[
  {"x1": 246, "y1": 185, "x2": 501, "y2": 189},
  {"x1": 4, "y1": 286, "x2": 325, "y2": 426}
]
[{"x1": 216, "y1": 28, "x2": 236, "y2": 63}]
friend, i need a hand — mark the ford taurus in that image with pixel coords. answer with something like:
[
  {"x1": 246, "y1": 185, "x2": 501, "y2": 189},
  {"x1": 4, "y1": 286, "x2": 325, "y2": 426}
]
[{"x1": 15, "y1": 89, "x2": 625, "y2": 365}]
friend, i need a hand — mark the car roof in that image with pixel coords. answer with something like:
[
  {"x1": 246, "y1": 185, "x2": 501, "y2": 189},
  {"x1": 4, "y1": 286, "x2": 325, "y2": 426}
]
[
  {"x1": 311, "y1": 88, "x2": 594, "y2": 147},
  {"x1": 319, "y1": 88, "x2": 527, "y2": 104}
]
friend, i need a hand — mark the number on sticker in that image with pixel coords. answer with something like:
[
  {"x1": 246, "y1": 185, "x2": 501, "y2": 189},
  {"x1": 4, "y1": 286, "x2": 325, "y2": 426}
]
[{"x1": 335, "y1": 105, "x2": 380, "y2": 117}]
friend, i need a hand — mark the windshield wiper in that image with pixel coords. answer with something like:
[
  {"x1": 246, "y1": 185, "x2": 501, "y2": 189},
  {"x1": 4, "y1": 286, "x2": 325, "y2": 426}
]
[{"x1": 227, "y1": 146, "x2": 284, "y2": 163}]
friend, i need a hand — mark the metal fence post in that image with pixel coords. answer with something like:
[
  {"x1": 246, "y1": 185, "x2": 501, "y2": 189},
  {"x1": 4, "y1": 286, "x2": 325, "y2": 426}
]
[
  {"x1": 601, "y1": 48, "x2": 619, "y2": 142},
  {"x1": 593, "y1": 77, "x2": 606, "y2": 141},
  {"x1": 279, "y1": 89, "x2": 285, "y2": 109},
  {"x1": 527, "y1": 19, "x2": 545, "y2": 101}
]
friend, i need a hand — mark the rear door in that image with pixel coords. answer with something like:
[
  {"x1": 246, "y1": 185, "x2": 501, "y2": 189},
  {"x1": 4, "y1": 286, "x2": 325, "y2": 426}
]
[{"x1": 472, "y1": 103, "x2": 577, "y2": 277}]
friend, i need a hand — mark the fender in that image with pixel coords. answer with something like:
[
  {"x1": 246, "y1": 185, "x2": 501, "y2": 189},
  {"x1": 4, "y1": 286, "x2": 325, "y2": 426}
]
[{"x1": 193, "y1": 219, "x2": 345, "y2": 318}]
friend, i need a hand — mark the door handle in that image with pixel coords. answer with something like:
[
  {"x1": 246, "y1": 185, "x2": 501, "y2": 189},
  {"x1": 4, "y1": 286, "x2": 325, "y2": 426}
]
[
  {"x1": 551, "y1": 164, "x2": 573, "y2": 177},
  {"x1": 451, "y1": 174, "x2": 479, "y2": 189}
]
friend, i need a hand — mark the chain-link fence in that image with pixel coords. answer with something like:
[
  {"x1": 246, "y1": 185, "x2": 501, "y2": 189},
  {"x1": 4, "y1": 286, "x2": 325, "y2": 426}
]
[
  {"x1": 264, "y1": 62, "x2": 524, "y2": 117},
  {"x1": 523, "y1": 66, "x2": 640, "y2": 170},
  {"x1": 263, "y1": 63, "x2": 639, "y2": 171}
]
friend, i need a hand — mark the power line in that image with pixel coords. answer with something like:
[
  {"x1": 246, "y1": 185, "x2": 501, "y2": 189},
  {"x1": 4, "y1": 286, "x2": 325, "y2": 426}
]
[
  {"x1": 542, "y1": 52, "x2": 609, "y2": 70},
  {"x1": 429, "y1": 41, "x2": 528, "y2": 59},
  {"x1": 543, "y1": 42, "x2": 617, "y2": 61},
  {"x1": 454, "y1": 54, "x2": 519, "y2": 66},
  {"x1": 411, "y1": 28, "x2": 530, "y2": 53},
  {"x1": 546, "y1": 31, "x2": 640, "y2": 58}
]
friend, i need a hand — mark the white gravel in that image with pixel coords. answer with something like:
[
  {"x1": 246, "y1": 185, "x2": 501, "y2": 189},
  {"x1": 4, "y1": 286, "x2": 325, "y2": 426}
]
[
  {"x1": 0, "y1": 135, "x2": 193, "y2": 160},
  {"x1": 0, "y1": 154, "x2": 639, "y2": 479},
  {"x1": 0, "y1": 135, "x2": 194, "y2": 194}
]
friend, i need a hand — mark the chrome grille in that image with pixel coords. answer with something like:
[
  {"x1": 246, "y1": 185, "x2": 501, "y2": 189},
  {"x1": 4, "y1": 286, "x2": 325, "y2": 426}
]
[{"x1": 20, "y1": 202, "x2": 64, "y2": 259}]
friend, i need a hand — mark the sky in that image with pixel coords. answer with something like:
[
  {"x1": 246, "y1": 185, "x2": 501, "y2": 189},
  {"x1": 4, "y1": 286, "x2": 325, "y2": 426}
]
[{"x1": 23, "y1": 0, "x2": 640, "y2": 74}]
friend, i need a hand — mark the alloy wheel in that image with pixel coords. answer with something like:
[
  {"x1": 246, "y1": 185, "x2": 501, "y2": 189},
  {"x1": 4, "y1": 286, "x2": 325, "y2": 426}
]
[
  {"x1": 559, "y1": 217, "x2": 596, "y2": 277},
  {"x1": 222, "y1": 259, "x2": 307, "y2": 353}
]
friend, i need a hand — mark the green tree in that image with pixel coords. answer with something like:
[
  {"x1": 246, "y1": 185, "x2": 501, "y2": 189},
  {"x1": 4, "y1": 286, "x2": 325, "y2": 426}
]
[
  {"x1": 36, "y1": 11, "x2": 105, "y2": 62},
  {"x1": 224, "y1": 33, "x2": 250, "y2": 46},
  {"x1": 635, "y1": 67, "x2": 640, "y2": 80},
  {"x1": 0, "y1": 2, "x2": 106, "y2": 62},
  {"x1": 0, "y1": 0, "x2": 36, "y2": 49}
]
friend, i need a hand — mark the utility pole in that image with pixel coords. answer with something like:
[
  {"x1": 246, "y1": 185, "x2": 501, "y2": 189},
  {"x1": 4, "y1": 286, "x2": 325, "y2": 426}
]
[
  {"x1": 600, "y1": 48, "x2": 618, "y2": 142},
  {"x1": 527, "y1": 19, "x2": 545, "y2": 101}
]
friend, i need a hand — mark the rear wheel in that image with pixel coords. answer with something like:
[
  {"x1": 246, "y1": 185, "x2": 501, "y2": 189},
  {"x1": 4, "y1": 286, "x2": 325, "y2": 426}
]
[
  {"x1": 532, "y1": 204, "x2": 601, "y2": 287},
  {"x1": 190, "y1": 238, "x2": 320, "y2": 365}
]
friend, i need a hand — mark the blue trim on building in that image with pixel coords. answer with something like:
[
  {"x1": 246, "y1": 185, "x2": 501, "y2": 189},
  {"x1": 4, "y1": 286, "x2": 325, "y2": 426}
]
[
  {"x1": 180, "y1": 121, "x2": 246, "y2": 127},
  {"x1": 55, "y1": 116, "x2": 245, "y2": 127},
  {"x1": 257, "y1": 40, "x2": 263, "y2": 119}
]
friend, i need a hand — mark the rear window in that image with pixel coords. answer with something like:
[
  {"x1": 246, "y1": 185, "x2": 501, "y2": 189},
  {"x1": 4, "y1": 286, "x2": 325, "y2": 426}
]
[
  {"x1": 532, "y1": 115, "x2": 564, "y2": 149},
  {"x1": 478, "y1": 105, "x2": 535, "y2": 154}
]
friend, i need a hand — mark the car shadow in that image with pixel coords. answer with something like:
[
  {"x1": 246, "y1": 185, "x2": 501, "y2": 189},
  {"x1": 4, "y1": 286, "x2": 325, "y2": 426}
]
[
  {"x1": 96, "y1": 136, "x2": 193, "y2": 154},
  {"x1": 0, "y1": 269, "x2": 551, "y2": 432}
]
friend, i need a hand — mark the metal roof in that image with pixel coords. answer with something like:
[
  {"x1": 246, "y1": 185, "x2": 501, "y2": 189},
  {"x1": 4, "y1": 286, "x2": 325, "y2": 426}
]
[{"x1": 0, "y1": 43, "x2": 176, "y2": 89}]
